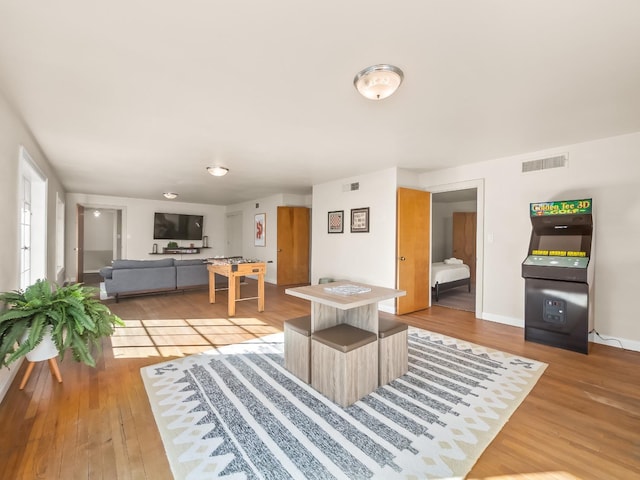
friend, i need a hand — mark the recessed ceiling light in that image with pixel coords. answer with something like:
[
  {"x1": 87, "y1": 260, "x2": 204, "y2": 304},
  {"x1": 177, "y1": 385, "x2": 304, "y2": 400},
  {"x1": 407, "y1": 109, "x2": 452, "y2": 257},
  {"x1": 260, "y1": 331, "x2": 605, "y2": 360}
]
[
  {"x1": 163, "y1": 192, "x2": 178, "y2": 199},
  {"x1": 207, "y1": 166, "x2": 229, "y2": 177}
]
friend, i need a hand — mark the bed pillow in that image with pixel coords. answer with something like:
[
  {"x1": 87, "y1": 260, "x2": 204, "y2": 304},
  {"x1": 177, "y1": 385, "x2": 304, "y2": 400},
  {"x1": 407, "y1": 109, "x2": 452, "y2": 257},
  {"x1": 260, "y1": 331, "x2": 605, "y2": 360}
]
[{"x1": 444, "y1": 258, "x2": 463, "y2": 265}]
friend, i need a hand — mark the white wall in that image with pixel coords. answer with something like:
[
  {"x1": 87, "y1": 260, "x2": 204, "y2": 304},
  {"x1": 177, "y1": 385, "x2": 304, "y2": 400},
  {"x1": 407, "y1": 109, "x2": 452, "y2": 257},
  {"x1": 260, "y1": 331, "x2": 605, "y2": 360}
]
[
  {"x1": 311, "y1": 168, "x2": 398, "y2": 312},
  {"x1": 83, "y1": 209, "x2": 116, "y2": 272},
  {"x1": 84, "y1": 209, "x2": 115, "y2": 251},
  {"x1": 226, "y1": 193, "x2": 311, "y2": 285},
  {"x1": 421, "y1": 132, "x2": 640, "y2": 350},
  {"x1": 397, "y1": 168, "x2": 422, "y2": 189},
  {"x1": 64, "y1": 193, "x2": 228, "y2": 280},
  {"x1": 0, "y1": 92, "x2": 66, "y2": 402},
  {"x1": 432, "y1": 200, "x2": 477, "y2": 262},
  {"x1": 69, "y1": 192, "x2": 313, "y2": 286}
]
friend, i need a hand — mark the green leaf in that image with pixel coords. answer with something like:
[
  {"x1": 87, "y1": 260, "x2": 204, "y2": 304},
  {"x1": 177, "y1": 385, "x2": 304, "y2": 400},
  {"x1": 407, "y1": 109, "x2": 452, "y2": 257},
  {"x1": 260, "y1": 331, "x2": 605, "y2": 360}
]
[
  {"x1": 0, "y1": 318, "x2": 30, "y2": 368},
  {"x1": 0, "y1": 279, "x2": 120, "y2": 368}
]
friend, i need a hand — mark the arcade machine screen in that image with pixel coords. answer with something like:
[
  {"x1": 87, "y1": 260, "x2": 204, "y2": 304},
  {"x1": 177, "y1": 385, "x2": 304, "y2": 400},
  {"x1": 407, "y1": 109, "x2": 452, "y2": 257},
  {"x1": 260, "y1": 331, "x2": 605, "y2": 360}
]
[{"x1": 537, "y1": 235, "x2": 582, "y2": 252}]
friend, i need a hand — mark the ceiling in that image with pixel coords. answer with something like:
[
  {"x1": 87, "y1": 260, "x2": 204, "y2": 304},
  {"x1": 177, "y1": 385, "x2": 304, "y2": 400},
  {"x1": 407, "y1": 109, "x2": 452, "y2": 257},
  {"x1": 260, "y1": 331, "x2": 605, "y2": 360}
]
[{"x1": 1, "y1": 1, "x2": 639, "y2": 205}]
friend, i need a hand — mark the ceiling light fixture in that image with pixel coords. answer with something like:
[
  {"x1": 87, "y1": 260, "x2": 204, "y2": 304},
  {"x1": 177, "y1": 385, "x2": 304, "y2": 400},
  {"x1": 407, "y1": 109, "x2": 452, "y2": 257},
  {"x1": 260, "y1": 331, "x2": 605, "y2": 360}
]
[
  {"x1": 93, "y1": 209, "x2": 101, "y2": 218},
  {"x1": 207, "y1": 166, "x2": 229, "y2": 177},
  {"x1": 353, "y1": 64, "x2": 404, "y2": 100},
  {"x1": 163, "y1": 192, "x2": 178, "y2": 199}
]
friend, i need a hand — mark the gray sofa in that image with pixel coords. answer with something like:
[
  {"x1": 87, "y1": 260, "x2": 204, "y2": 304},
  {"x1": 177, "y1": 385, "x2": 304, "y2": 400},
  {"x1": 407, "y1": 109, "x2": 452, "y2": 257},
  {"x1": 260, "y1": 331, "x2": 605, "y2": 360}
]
[{"x1": 99, "y1": 258, "x2": 227, "y2": 301}]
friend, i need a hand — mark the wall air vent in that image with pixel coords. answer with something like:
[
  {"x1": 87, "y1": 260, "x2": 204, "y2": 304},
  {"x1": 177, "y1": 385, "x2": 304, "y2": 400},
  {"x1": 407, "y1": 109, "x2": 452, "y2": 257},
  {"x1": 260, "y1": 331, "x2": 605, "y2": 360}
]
[
  {"x1": 522, "y1": 154, "x2": 568, "y2": 173},
  {"x1": 342, "y1": 182, "x2": 360, "y2": 192}
]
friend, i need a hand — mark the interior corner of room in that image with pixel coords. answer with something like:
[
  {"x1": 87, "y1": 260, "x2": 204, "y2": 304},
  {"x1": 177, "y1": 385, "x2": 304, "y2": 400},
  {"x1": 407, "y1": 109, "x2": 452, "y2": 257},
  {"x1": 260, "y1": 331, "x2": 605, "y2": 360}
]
[{"x1": 1, "y1": 4, "x2": 640, "y2": 477}]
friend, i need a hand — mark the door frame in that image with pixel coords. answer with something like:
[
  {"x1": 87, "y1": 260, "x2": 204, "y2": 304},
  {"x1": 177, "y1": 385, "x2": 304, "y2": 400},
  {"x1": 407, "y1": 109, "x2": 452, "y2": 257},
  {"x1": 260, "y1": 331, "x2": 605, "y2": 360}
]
[{"x1": 426, "y1": 179, "x2": 484, "y2": 316}]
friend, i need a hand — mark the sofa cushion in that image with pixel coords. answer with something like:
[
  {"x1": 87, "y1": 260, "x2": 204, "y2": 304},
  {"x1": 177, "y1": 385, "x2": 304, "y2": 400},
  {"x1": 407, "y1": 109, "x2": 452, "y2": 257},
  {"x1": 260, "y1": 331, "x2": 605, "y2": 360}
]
[
  {"x1": 112, "y1": 258, "x2": 174, "y2": 269},
  {"x1": 176, "y1": 263, "x2": 209, "y2": 288},
  {"x1": 106, "y1": 265, "x2": 177, "y2": 295}
]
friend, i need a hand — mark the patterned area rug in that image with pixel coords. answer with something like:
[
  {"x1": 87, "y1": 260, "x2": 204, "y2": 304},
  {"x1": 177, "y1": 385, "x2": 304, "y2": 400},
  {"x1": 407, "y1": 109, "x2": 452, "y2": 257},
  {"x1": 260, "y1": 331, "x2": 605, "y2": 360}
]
[{"x1": 141, "y1": 328, "x2": 546, "y2": 479}]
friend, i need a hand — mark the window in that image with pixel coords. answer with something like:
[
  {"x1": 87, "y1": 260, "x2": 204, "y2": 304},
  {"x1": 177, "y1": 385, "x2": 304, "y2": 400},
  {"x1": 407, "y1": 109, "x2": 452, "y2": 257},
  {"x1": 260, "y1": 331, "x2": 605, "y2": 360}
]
[
  {"x1": 19, "y1": 146, "x2": 47, "y2": 289},
  {"x1": 19, "y1": 177, "x2": 32, "y2": 289},
  {"x1": 56, "y1": 192, "x2": 65, "y2": 279}
]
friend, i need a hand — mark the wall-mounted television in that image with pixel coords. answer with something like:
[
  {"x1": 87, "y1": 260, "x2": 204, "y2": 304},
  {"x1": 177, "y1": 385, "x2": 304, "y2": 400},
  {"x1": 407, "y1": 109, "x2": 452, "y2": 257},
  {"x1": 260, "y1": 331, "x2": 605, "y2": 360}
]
[{"x1": 153, "y1": 212, "x2": 204, "y2": 240}]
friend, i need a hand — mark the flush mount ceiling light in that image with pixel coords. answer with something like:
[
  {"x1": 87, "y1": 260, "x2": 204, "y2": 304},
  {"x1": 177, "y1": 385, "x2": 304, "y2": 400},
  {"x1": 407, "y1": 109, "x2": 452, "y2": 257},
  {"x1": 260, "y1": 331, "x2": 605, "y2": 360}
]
[
  {"x1": 207, "y1": 166, "x2": 229, "y2": 177},
  {"x1": 163, "y1": 192, "x2": 178, "y2": 199},
  {"x1": 353, "y1": 64, "x2": 404, "y2": 100}
]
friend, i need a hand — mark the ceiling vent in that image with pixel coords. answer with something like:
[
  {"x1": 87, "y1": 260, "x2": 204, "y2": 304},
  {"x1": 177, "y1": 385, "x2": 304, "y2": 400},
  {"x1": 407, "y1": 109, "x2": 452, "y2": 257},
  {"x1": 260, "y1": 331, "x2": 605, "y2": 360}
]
[{"x1": 522, "y1": 154, "x2": 568, "y2": 173}]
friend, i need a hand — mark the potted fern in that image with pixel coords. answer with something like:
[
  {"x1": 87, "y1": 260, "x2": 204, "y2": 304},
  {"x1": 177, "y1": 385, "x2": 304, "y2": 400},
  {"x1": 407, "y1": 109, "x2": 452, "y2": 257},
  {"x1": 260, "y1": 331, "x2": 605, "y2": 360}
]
[{"x1": 0, "y1": 279, "x2": 123, "y2": 369}]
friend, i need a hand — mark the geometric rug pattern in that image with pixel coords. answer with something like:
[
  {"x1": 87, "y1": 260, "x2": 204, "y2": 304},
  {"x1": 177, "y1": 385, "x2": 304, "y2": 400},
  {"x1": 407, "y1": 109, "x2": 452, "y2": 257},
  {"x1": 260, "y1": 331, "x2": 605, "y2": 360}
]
[{"x1": 141, "y1": 327, "x2": 546, "y2": 479}]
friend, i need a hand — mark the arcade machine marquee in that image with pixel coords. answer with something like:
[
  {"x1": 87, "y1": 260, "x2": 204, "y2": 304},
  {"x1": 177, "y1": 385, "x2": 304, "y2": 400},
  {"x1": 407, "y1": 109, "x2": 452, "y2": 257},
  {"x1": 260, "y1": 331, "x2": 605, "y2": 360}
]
[{"x1": 521, "y1": 199, "x2": 594, "y2": 354}]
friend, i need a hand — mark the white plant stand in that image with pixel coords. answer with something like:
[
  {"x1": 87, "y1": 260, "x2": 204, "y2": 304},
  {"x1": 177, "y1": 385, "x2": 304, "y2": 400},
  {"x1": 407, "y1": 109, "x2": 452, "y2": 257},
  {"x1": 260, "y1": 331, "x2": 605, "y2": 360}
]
[{"x1": 19, "y1": 328, "x2": 63, "y2": 390}]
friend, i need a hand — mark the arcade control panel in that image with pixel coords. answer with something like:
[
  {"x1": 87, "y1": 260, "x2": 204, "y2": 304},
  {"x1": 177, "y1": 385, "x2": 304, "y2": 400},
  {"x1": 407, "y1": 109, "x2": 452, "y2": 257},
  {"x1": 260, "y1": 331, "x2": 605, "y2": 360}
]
[{"x1": 522, "y1": 255, "x2": 589, "y2": 282}]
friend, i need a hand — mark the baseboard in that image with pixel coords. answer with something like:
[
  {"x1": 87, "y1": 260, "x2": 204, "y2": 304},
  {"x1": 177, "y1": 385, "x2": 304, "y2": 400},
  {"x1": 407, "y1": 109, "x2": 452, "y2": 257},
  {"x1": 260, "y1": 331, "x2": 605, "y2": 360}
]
[
  {"x1": 378, "y1": 303, "x2": 396, "y2": 314},
  {"x1": 481, "y1": 312, "x2": 524, "y2": 328},
  {"x1": 590, "y1": 332, "x2": 640, "y2": 352},
  {"x1": 481, "y1": 313, "x2": 640, "y2": 353},
  {"x1": 0, "y1": 358, "x2": 23, "y2": 405}
]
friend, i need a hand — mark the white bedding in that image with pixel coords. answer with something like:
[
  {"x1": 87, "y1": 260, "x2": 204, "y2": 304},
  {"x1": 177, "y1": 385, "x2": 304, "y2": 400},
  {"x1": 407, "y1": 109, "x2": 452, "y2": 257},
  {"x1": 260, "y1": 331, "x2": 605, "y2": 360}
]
[{"x1": 431, "y1": 262, "x2": 470, "y2": 287}]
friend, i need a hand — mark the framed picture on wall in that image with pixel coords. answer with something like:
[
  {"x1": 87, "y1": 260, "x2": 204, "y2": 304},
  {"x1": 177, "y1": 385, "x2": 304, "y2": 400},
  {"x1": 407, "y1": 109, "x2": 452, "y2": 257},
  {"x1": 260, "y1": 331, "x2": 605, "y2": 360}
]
[
  {"x1": 350, "y1": 207, "x2": 369, "y2": 233},
  {"x1": 255, "y1": 213, "x2": 266, "y2": 246},
  {"x1": 328, "y1": 210, "x2": 344, "y2": 233}
]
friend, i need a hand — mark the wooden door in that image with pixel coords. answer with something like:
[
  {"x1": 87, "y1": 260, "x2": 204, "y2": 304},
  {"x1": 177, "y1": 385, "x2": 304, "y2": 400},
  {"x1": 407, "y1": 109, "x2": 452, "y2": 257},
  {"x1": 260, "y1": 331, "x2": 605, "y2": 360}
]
[
  {"x1": 76, "y1": 204, "x2": 85, "y2": 283},
  {"x1": 452, "y1": 212, "x2": 476, "y2": 282},
  {"x1": 396, "y1": 188, "x2": 430, "y2": 314},
  {"x1": 277, "y1": 206, "x2": 310, "y2": 285}
]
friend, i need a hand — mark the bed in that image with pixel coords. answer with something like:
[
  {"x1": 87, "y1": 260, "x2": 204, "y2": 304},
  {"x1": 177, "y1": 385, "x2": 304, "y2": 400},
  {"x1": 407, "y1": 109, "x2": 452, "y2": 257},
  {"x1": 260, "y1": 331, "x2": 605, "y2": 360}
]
[{"x1": 431, "y1": 261, "x2": 471, "y2": 301}]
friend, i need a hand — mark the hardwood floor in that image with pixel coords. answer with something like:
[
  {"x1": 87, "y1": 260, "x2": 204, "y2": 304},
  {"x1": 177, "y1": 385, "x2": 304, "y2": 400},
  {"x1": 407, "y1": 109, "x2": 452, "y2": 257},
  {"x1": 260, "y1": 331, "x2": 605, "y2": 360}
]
[
  {"x1": 1, "y1": 280, "x2": 639, "y2": 479},
  {"x1": 431, "y1": 282, "x2": 476, "y2": 312}
]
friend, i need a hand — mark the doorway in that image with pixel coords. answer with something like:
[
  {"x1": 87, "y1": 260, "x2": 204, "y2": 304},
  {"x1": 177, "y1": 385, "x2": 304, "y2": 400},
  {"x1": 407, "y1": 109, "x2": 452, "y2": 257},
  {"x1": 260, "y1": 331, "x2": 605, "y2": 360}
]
[
  {"x1": 431, "y1": 185, "x2": 481, "y2": 314},
  {"x1": 226, "y1": 211, "x2": 243, "y2": 257},
  {"x1": 75, "y1": 204, "x2": 123, "y2": 283},
  {"x1": 84, "y1": 208, "x2": 119, "y2": 272}
]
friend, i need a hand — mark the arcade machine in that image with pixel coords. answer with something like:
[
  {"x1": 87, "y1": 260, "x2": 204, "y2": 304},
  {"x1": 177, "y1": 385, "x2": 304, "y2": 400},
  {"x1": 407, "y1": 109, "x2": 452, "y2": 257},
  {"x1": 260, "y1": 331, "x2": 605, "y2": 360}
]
[{"x1": 521, "y1": 199, "x2": 594, "y2": 354}]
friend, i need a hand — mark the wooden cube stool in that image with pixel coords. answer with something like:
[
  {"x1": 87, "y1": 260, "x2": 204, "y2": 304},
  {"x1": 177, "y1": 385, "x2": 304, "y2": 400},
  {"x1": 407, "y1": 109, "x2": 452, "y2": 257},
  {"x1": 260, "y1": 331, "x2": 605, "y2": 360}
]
[
  {"x1": 378, "y1": 316, "x2": 409, "y2": 386},
  {"x1": 284, "y1": 315, "x2": 311, "y2": 383},
  {"x1": 311, "y1": 324, "x2": 378, "y2": 407}
]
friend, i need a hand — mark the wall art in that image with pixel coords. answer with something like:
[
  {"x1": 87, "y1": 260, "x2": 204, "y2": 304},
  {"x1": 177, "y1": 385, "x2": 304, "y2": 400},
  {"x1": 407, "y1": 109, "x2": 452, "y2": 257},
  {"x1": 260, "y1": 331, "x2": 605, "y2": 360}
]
[
  {"x1": 350, "y1": 207, "x2": 369, "y2": 233},
  {"x1": 328, "y1": 210, "x2": 344, "y2": 233},
  {"x1": 255, "y1": 213, "x2": 266, "y2": 246}
]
